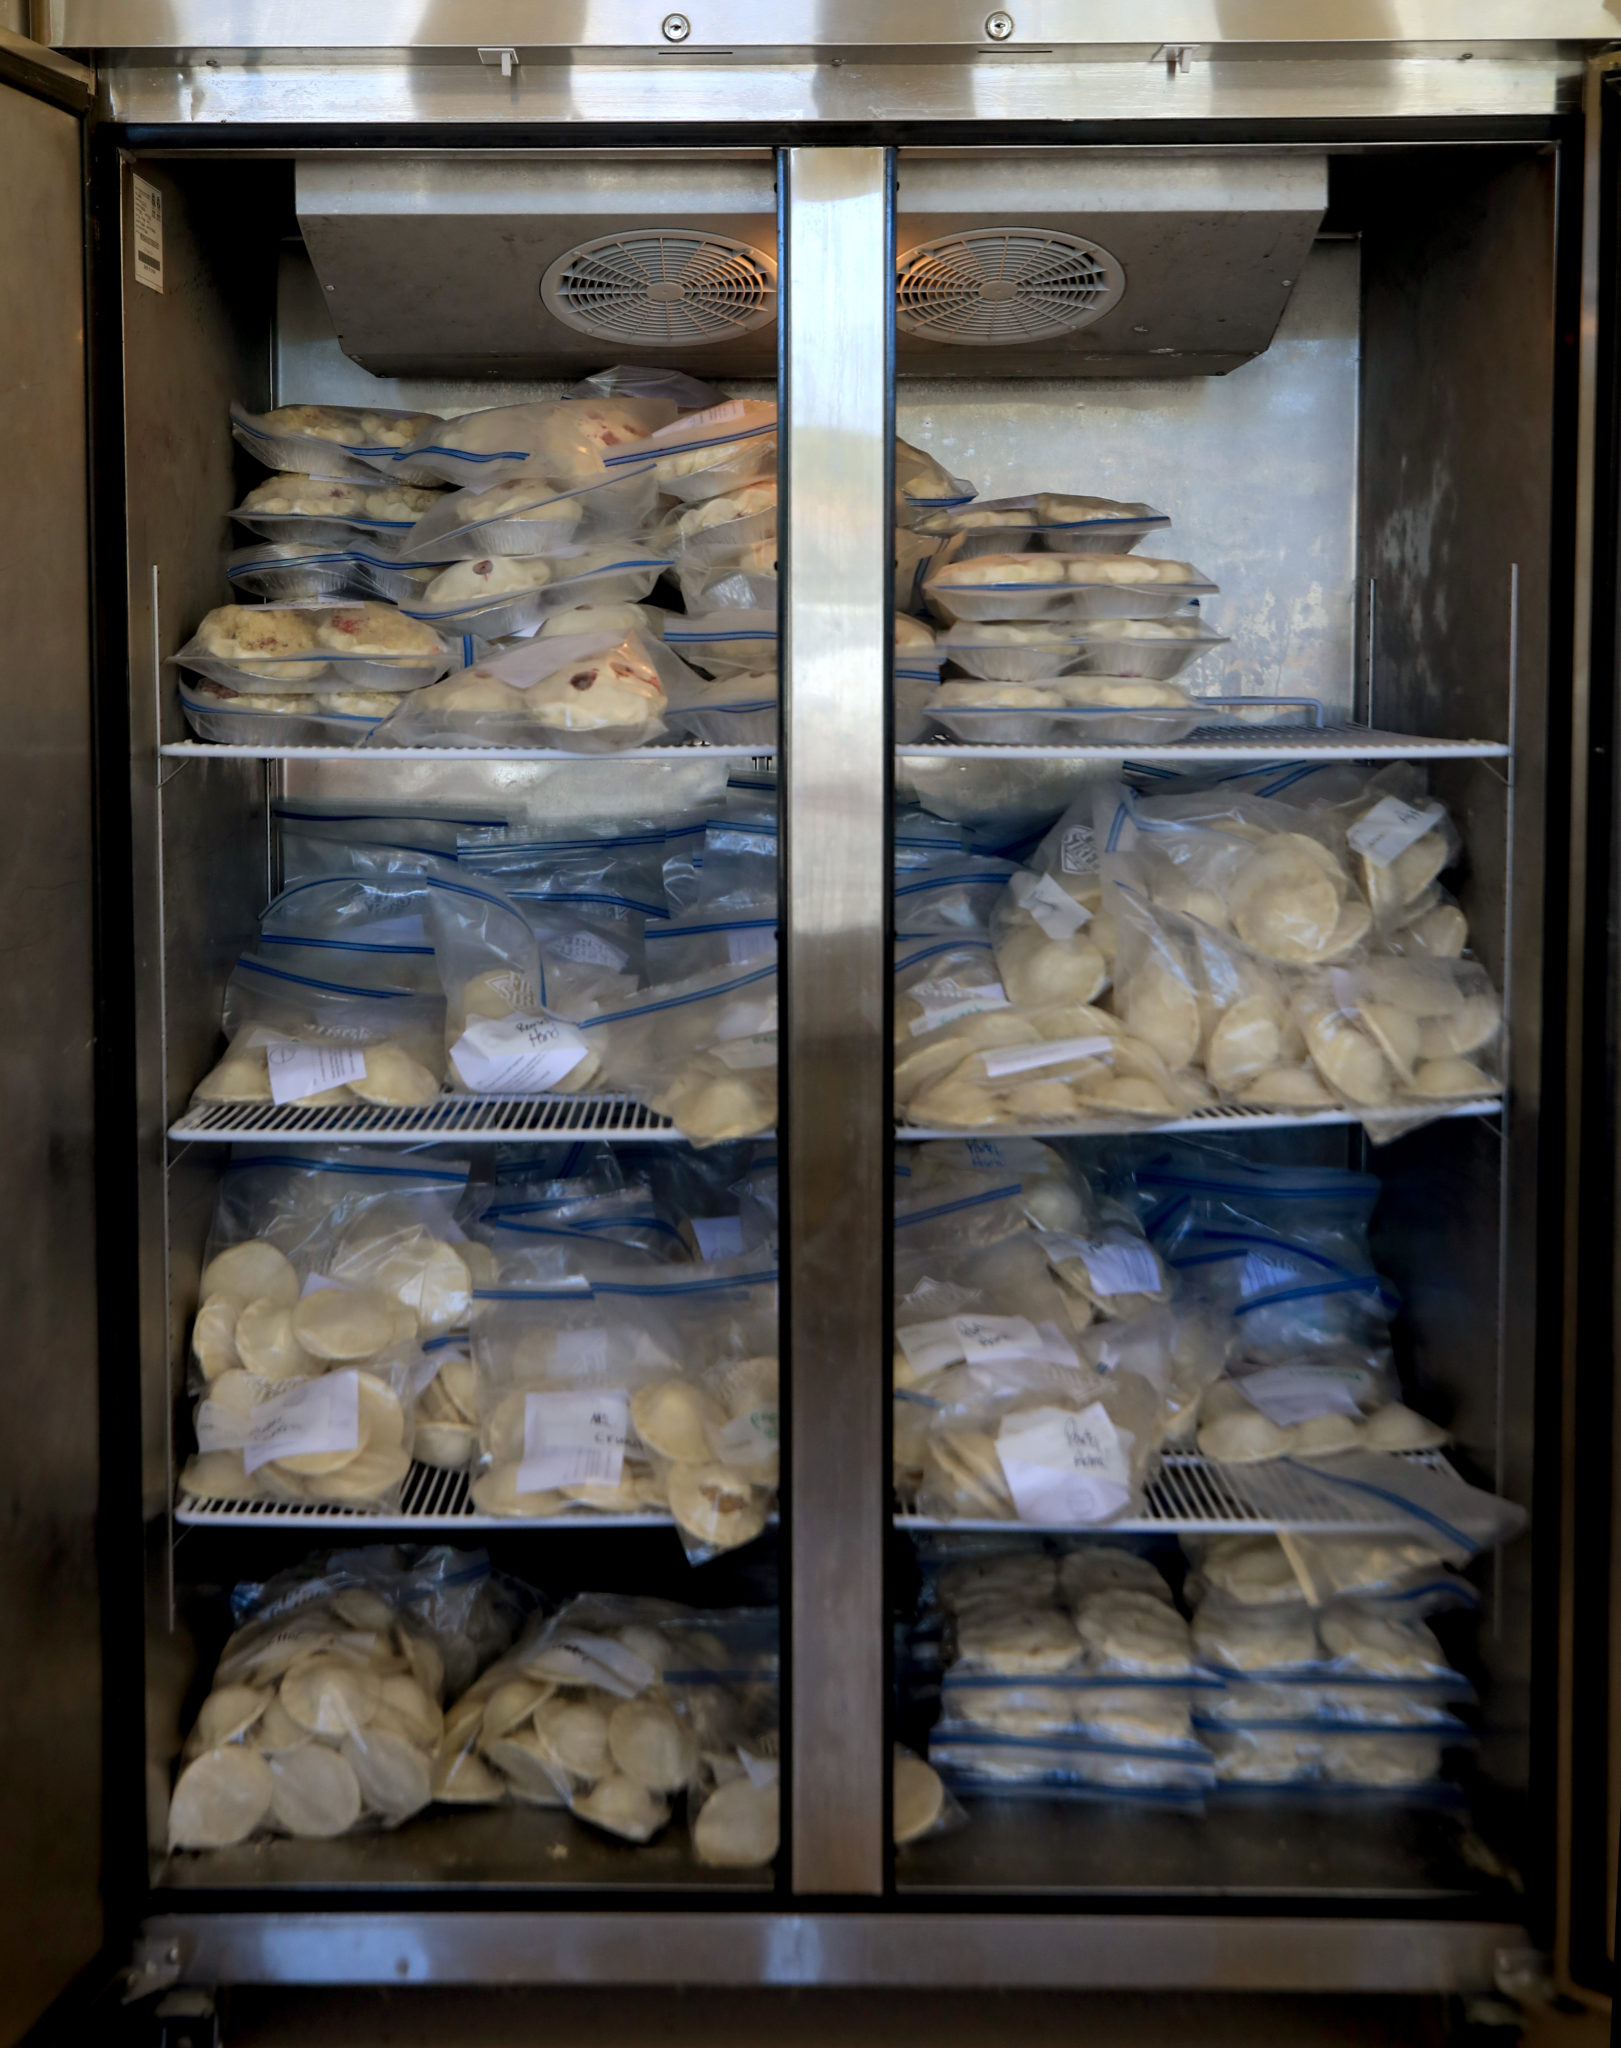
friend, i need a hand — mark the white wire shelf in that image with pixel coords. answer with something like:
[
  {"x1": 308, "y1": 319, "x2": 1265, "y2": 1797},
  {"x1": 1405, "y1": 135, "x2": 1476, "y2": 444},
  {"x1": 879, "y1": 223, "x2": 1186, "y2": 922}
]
[
  {"x1": 899, "y1": 723, "x2": 1508, "y2": 763},
  {"x1": 898, "y1": 1450, "x2": 1456, "y2": 1539},
  {"x1": 159, "y1": 741, "x2": 775, "y2": 763},
  {"x1": 168, "y1": 1093, "x2": 688, "y2": 1144},
  {"x1": 901, "y1": 1096, "x2": 1500, "y2": 1141},
  {"x1": 176, "y1": 1459, "x2": 681, "y2": 1530}
]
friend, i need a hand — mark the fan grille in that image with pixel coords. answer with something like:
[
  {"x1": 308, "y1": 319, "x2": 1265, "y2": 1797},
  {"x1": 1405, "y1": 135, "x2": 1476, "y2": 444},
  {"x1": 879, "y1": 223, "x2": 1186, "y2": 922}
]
[
  {"x1": 541, "y1": 230, "x2": 778, "y2": 348},
  {"x1": 895, "y1": 226, "x2": 1125, "y2": 346}
]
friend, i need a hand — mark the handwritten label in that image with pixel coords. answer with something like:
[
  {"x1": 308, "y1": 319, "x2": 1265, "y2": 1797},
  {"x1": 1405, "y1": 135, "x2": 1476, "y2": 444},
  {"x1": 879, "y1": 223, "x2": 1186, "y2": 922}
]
[
  {"x1": 1046, "y1": 1235, "x2": 1163, "y2": 1297},
  {"x1": 1347, "y1": 796, "x2": 1444, "y2": 868},
  {"x1": 223, "y1": 1370, "x2": 362, "y2": 1476},
  {"x1": 265, "y1": 1040, "x2": 366, "y2": 1105},
  {"x1": 451, "y1": 1014, "x2": 589, "y2": 1093},
  {"x1": 996, "y1": 1401, "x2": 1133, "y2": 1524},
  {"x1": 517, "y1": 1389, "x2": 630, "y2": 1493}
]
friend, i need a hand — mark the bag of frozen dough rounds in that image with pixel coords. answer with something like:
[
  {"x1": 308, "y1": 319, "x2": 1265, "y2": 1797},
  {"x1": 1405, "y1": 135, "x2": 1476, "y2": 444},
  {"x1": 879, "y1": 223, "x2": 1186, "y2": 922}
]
[
  {"x1": 582, "y1": 957, "x2": 778, "y2": 1146},
  {"x1": 191, "y1": 955, "x2": 446, "y2": 1113},
  {"x1": 167, "y1": 1544, "x2": 517, "y2": 1853}
]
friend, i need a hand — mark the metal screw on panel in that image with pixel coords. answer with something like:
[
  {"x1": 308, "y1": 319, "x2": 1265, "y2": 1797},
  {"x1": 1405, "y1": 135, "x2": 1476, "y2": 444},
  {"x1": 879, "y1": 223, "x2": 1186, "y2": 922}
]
[
  {"x1": 984, "y1": 11, "x2": 1015, "y2": 38},
  {"x1": 662, "y1": 12, "x2": 691, "y2": 38}
]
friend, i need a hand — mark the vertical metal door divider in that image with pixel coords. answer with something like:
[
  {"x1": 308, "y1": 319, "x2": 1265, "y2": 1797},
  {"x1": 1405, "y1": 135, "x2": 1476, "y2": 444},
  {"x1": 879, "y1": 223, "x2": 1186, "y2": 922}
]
[{"x1": 780, "y1": 144, "x2": 894, "y2": 1897}]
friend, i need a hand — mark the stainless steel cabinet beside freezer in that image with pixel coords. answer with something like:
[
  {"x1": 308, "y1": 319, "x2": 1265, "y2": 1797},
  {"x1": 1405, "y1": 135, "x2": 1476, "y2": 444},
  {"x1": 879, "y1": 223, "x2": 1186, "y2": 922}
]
[{"x1": 1, "y1": 6, "x2": 1619, "y2": 2034}]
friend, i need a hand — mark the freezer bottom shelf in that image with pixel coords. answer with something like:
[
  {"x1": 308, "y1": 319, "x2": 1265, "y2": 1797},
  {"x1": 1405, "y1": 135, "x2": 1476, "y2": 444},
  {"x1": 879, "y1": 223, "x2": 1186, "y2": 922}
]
[
  {"x1": 159, "y1": 1802, "x2": 770, "y2": 1892},
  {"x1": 897, "y1": 1793, "x2": 1518, "y2": 1902}
]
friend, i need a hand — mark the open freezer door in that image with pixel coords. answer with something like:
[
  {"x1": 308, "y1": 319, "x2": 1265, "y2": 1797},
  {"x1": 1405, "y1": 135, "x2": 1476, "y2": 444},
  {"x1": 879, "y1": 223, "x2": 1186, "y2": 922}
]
[{"x1": 0, "y1": 30, "x2": 108, "y2": 2045}]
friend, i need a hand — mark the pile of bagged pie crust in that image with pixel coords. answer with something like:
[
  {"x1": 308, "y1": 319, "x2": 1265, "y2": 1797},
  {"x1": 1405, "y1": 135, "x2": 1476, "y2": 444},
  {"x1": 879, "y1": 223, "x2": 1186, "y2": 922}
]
[
  {"x1": 906, "y1": 1529, "x2": 1483, "y2": 1804},
  {"x1": 186, "y1": 777, "x2": 785, "y2": 1146},
  {"x1": 894, "y1": 758, "x2": 1502, "y2": 1137},
  {"x1": 902, "y1": 487, "x2": 1240, "y2": 748},
  {"x1": 178, "y1": 370, "x2": 976, "y2": 753},
  {"x1": 178, "y1": 1138, "x2": 779, "y2": 1547},
  {"x1": 890, "y1": 1137, "x2": 1531, "y2": 1530}
]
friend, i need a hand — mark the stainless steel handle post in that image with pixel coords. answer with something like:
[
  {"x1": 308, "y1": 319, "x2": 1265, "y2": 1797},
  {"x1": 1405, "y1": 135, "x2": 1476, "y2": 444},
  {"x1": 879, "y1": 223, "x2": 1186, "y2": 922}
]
[{"x1": 780, "y1": 143, "x2": 895, "y2": 1897}]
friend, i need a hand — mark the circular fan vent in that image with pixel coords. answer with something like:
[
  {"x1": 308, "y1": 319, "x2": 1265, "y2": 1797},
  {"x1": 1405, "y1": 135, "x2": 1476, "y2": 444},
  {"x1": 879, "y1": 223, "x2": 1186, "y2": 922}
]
[
  {"x1": 541, "y1": 230, "x2": 778, "y2": 348},
  {"x1": 895, "y1": 226, "x2": 1125, "y2": 346}
]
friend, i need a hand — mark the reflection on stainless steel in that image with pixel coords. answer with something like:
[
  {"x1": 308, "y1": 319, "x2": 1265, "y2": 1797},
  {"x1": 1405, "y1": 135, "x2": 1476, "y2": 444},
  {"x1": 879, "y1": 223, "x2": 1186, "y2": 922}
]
[
  {"x1": 140, "y1": 1908, "x2": 1523, "y2": 1988},
  {"x1": 51, "y1": 0, "x2": 1621, "y2": 49},
  {"x1": 0, "y1": 77, "x2": 102, "y2": 2040},
  {"x1": 781, "y1": 145, "x2": 891, "y2": 1898},
  {"x1": 899, "y1": 239, "x2": 1359, "y2": 712},
  {"x1": 96, "y1": 54, "x2": 1582, "y2": 129}
]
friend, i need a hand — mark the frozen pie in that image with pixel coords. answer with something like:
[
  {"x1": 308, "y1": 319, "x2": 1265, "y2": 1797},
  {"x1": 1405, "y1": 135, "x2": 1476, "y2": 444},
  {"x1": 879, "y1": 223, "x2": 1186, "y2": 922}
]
[{"x1": 422, "y1": 556, "x2": 554, "y2": 606}]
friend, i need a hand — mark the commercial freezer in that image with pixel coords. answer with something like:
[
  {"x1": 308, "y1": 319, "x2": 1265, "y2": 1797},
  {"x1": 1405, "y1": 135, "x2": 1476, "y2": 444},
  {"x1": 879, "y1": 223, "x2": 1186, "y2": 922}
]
[{"x1": 2, "y1": 3, "x2": 1620, "y2": 2037}]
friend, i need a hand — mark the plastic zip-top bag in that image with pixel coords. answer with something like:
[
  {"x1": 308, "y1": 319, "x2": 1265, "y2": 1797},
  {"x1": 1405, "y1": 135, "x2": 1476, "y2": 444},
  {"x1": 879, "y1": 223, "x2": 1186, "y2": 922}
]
[
  {"x1": 257, "y1": 873, "x2": 441, "y2": 993},
  {"x1": 178, "y1": 679, "x2": 398, "y2": 748},
  {"x1": 226, "y1": 541, "x2": 447, "y2": 606},
  {"x1": 604, "y1": 399, "x2": 778, "y2": 502},
  {"x1": 368, "y1": 393, "x2": 679, "y2": 490},
  {"x1": 272, "y1": 797, "x2": 512, "y2": 880},
  {"x1": 190, "y1": 955, "x2": 446, "y2": 1113},
  {"x1": 171, "y1": 602, "x2": 453, "y2": 694},
  {"x1": 925, "y1": 534, "x2": 1218, "y2": 626},
  {"x1": 397, "y1": 465, "x2": 660, "y2": 563},
  {"x1": 373, "y1": 629, "x2": 694, "y2": 754},
  {"x1": 913, "y1": 491, "x2": 1171, "y2": 556},
  {"x1": 928, "y1": 676, "x2": 1207, "y2": 748},
  {"x1": 230, "y1": 399, "x2": 445, "y2": 477},
  {"x1": 395, "y1": 544, "x2": 673, "y2": 642},
  {"x1": 936, "y1": 617, "x2": 1230, "y2": 684},
  {"x1": 582, "y1": 957, "x2": 778, "y2": 1146},
  {"x1": 895, "y1": 437, "x2": 977, "y2": 523},
  {"x1": 229, "y1": 473, "x2": 449, "y2": 547}
]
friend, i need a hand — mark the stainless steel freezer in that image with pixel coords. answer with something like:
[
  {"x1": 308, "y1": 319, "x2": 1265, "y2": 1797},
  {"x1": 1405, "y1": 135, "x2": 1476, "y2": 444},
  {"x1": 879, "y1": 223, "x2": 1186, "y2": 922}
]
[{"x1": 1, "y1": 3, "x2": 1619, "y2": 2036}]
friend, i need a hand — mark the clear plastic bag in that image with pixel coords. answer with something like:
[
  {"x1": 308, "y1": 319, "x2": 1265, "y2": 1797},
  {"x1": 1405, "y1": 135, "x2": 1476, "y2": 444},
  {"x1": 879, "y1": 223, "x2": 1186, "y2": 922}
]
[
  {"x1": 928, "y1": 1728, "x2": 1210, "y2": 1797},
  {"x1": 396, "y1": 544, "x2": 672, "y2": 642},
  {"x1": 171, "y1": 602, "x2": 452, "y2": 694},
  {"x1": 229, "y1": 472, "x2": 448, "y2": 545},
  {"x1": 663, "y1": 608, "x2": 777, "y2": 677},
  {"x1": 678, "y1": 563, "x2": 778, "y2": 616},
  {"x1": 895, "y1": 439, "x2": 977, "y2": 523},
  {"x1": 644, "y1": 912, "x2": 776, "y2": 983},
  {"x1": 914, "y1": 492, "x2": 1170, "y2": 555},
  {"x1": 190, "y1": 956, "x2": 445, "y2": 1111},
  {"x1": 925, "y1": 535, "x2": 1218, "y2": 626},
  {"x1": 192, "y1": 1352, "x2": 421, "y2": 1513},
  {"x1": 373, "y1": 628, "x2": 689, "y2": 753},
  {"x1": 273, "y1": 797, "x2": 510, "y2": 879},
  {"x1": 227, "y1": 541, "x2": 445, "y2": 606},
  {"x1": 257, "y1": 873, "x2": 440, "y2": 993},
  {"x1": 604, "y1": 398, "x2": 778, "y2": 502},
  {"x1": 370, "y1": 394, "x2": 679, "y2": 490},
  {"x1": 179, "y1": 678, "x2": 398, "y2": 748},
  {"x1": 584, "y1": 957, "x2": 777, "y2": 1145},
  {"x1": 231, "y1": 399, "x2": 444, "y2": 477},
  {"x1": 660, "y1": 484, "x2": 778, "y2": 575},
  {"x1": 470, "y1": 1252, "x2": 777, "y2": 1555},
  {"x1": 894, "y1": 856, "x2": 1017, "y2": 939},
  {"x1": 929, "y1": 677, "x2": 1206, "y2": 748},
  {"x1": 1291, "y1": 958, "x2": 1504, "y2": 1134},
  {"x1": 168, "y1": 1544, "x2": 520, "y2": 1851},
  {"x1": 417, "y1": 865, "x2": 605, "y2": 1095},
  {"x1": 397, "y1": 466, "x2": 656, "y2": 562},
  {"x1": 665, "y1": 671, "x2": 778, "y2": 748}
]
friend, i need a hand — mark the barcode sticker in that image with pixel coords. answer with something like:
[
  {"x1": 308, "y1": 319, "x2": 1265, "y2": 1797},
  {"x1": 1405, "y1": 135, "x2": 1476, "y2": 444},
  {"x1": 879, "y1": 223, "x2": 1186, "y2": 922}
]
[
  {"x1": 236, "y1": 1370, "x2": 361, "y2": 1476},
  {"x1": 132, "y1": 176, "x2": 163, "y2": 293},
  {"x1": 450, "y1": 1013, "x2": 589, "y2": 1093},
  {"x1": 265, "y1": 1040, "x2": 367, "y2": 1105},
  {"x1": 907, "y1": 977, "x2": 1010, "y2": 1036},
  {"x1": 1347, "y1": 796, "x2": 1444, "y2": 868},
  {"x1": 996, "y1": 1401, "x2": 1133, "y2": 1524},
  {"x1": 518, "y1": 1389, "x2": 630, "y2": 1494},
  {"x1": 979, "y1": 1035, "x2": 1111, "y2": 1080}
]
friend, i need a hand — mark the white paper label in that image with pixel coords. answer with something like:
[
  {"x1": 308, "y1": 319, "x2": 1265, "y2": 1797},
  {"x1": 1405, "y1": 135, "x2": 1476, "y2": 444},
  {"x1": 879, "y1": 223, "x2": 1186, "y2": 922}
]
[
  {"x1": 649, "y1": 399, "x2": 749, "y2": 441},
  {"x1": 737, "y1": 1746, "x2": 781, "y2": 1790},
  {"x1": 693, "y1": 1215, "x2": 745, "y2": 1262},
  {"x1": 1060, "y1": 825, "x2": 1097, "y2": 876},
  {"x1": 1011, "y1": 868, "x2": 1092, "y2": 941},
  {"x1": 979, "y1": 1035, "x2": 1112, "y2": 1080},
  {"x1": 726, "y1": 927, "x2": 776, "y2": 964},
  {"x1": 996, "y1": 1401, "x2": 1133, "y2": 1525},
  {"x1": 517, "y1": 1389, "x2": 630, "y2": 1493},
  {"x1": 1346, "y1": 795, "x2": 1444, "y2": 868},
  {"x1": 237, "y1": 1370, "x2": 361, "y2": 1476},
  {"x1": 546, "y1": 1631, "x2": 657, "y2": 1697},
  {"x1": 907, "y1": 976, "x2": 1011, "y2": 1036},
  {"x1": 895, "y1": 1317, "x2": 967, "y2": 1377},
  {"x1": 953, "y1": 1315, "x2": 1048, "y2": 1367},
  {"x1": 1237, "y1": 1367, "x2": 1364, "y2": 1428},
  {"x1": 710, "y1": 1031, "x2": 777, "y2": 1071},
  {"x1": 549, "y1": 930, "x2": 629, "y2": 971},
  {"x1": 132, "y1": 176, "x2": 164, "y2": 292},
  {"x1": 451, "y1": 1013, "x2": 589, "y2": 1093},
  {"x1": 1048, "y1": 1236, "x2": 1163, "y2": 1297},
  {"x1": 265, "y1": 1039, "x2": 367, "y2": 1106}
]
